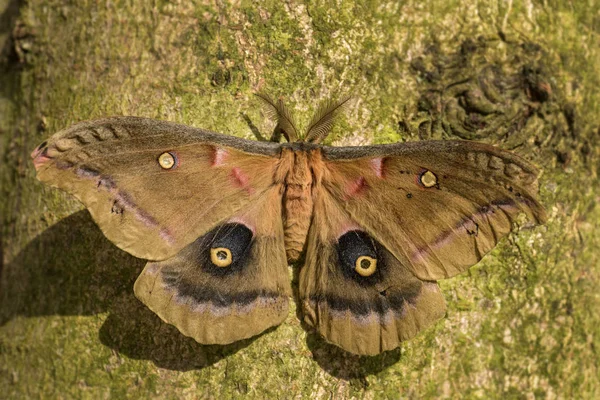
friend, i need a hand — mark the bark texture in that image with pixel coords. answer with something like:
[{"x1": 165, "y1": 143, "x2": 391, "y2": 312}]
[{"x1": 1, "y1": 0, "x2": 599, "y2": 398}]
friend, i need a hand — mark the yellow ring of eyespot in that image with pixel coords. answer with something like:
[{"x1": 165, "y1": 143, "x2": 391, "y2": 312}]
[
  {"x1": 210, "y1": 247, "x2": 233, "y2": 267},
  {"x1": 420, "y1": 170, "x2": 437, "y2": 188},
  {"x1": 355, "y1": 255, "x2": 377, "y2": 277},
  {"x1": 158, "y1": 152, "x2": 176, "y2": 169}
]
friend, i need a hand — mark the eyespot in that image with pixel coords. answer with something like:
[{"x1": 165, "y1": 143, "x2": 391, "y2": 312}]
[
  {"x1": 210, "y1": 247, "x2": 233, "y2": 267},
  {"x1": 337, "y1": 230, "x2": 386, "y2": 285},
  {"x1": 158, "y1": 152, "x2": 177, "y2": 169},
  {"x1": 419, "y1": 170, "x2": 437, "y2": 188},
  {"x1": 355, "y1": 255, "x2": 377, "y2": 276}
]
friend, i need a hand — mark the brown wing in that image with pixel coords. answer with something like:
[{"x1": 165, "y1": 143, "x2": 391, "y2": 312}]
[
  {"x1": 320, "y1": 140, "x2": 546, "y2": 280},
  {"x1": 134, "y1": 186, "x2": 290, "y2": 344},
  {"x1": 32, "y1": 117, "x2": 281, "y2": 260},
  {"x1": 299, "y1": 140, "x2": 545, "y2": 355},
  {"x1": 299, "y1": 189, "x2": 446, "y2": 355}
]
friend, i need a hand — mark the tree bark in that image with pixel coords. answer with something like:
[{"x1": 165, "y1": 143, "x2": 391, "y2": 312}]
[{"x1": 1, "y1": 0, "x2": 599, "y2": 398}]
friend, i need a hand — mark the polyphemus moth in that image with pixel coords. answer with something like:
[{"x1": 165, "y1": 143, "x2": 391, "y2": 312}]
[{"x1": 31, "y1": 95, "x2": 546, "y2": 355}]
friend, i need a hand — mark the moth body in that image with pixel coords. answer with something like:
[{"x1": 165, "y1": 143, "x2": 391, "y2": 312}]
[{"x1": 280, "y1": 148, "x2": 323, "y2": 262}]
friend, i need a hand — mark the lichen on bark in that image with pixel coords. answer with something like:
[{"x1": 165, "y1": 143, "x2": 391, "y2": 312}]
[{"x1": 1, "y1": 0, "x2": 599, "y2": 398}]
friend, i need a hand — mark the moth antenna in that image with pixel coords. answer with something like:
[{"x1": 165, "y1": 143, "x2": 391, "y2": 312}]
[
  {"x1": 255, "y1": 92, "x2": 299, "y2": 142},
  {"x1": 304, "y1": 95, "x2": 352, "y2": 144}
]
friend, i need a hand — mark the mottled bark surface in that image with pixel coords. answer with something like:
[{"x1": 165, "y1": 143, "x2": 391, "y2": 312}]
[{"x1": 1, "y1": 1, "x2": 599, "y2": 398}]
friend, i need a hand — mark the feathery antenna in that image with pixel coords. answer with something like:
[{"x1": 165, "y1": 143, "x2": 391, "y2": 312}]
[
  {"x1": 255, "y1": 92, "x2": 299, "y2": 142},
  {"x1": 304, "y1": 96, "x2": 352, "y2": 144}
]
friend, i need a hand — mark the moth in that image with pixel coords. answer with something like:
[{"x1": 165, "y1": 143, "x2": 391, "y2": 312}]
[{"x1": 31, "y1": 95, "x2": 546, "y2": 355}]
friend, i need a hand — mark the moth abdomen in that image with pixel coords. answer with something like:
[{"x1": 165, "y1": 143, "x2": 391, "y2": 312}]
[{"x1": 282, "y1": 149, "x2": 314, "y2": 262}]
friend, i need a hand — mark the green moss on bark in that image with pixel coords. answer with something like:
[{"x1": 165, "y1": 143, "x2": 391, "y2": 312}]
[{"x1": 1, "y1": 0, "x2": 599, "y2": 398}]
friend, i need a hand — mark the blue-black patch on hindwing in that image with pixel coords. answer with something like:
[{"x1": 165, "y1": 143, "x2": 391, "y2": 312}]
[
  {"x1": 311, "y1": 287, "x2": 422, "y2": 316},
  {"x1": 198, "y1": 223, "x2": 254, "y2": 276},
  {"x1": 336, "y1": 230, "x2": 387, "y2": 286},
  {"x1": 159, "y1": 222, "x2": 282, "y2": 307},
  {"x1": 304, "y1": 230, "x2": 424, "y2": 316},
  {"x1": 161, "y1": 272, "x2": 279, "y2": 307}
]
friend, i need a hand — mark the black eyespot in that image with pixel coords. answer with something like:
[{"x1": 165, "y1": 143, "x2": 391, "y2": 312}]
[
  {"x1": 195, "y1": 223, "x2": 253, "y2": 276},
  {"x1": 336, "y1": 230, "x2": 386, "y2": 285}
]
